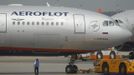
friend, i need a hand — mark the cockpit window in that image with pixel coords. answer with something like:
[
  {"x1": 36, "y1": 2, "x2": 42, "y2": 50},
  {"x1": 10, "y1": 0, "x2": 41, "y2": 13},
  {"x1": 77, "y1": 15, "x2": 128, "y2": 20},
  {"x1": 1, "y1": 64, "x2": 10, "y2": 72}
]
[
  {"x1": 114, "y1": 19, "x2": 124, "y2": 26},
  {"x1": 115, "y1": 20, "x2": 119, "y2": 23},
  {"x1": 109, "y1": 21, "x2": 114, "y2": 26},
  {"x1": 115, "y1": 20, "x2": 123, "y2": 24},
  {"x1": 103, "y1": 20, "x2": 115, "y2": 26},
  {"x1": 103, "y1": 21, "x2": 108, "y2": 26}
]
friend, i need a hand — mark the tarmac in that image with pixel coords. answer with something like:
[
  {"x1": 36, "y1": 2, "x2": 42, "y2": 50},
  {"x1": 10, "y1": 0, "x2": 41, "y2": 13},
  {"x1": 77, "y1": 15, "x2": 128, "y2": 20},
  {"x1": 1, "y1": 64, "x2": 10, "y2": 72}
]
[{"x1": 0, "y1": 56, "x2": 101, "y2": 75}]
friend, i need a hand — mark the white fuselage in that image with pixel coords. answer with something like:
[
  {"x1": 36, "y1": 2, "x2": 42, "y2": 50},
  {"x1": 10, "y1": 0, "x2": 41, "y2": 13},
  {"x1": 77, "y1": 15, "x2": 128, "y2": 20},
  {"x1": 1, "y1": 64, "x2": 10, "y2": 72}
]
[
  {"x1": 112, "y1": 10, "x2": 134, "y2": 41},
  {"x1": 0, "y1": 5, "x2": 131, "y2": 51}
]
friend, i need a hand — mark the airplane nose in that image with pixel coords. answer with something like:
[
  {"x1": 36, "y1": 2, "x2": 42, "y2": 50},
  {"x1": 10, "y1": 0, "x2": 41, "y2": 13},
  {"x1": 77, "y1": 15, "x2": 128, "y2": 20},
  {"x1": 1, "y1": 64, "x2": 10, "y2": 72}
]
[
  {"x1": 118, "y1": 28, "x2": 132, "y2": 42},
  {"x1": 122, "y1": 29, "x2": 132, "y2": 38},
  {"x1": 111, "y1": 27, "x2": 132, "y2": 46}
]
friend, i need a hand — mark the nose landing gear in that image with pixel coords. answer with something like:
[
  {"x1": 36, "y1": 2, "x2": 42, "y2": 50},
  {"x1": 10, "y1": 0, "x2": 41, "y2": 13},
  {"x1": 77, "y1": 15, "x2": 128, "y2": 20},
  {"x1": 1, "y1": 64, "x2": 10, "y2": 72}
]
[
  {"x1": 65, "y1": 55, "x2": 78, "y2": 74},
  {"x1": 65, "y1": 63, "x2": 78, "y2": 73}
]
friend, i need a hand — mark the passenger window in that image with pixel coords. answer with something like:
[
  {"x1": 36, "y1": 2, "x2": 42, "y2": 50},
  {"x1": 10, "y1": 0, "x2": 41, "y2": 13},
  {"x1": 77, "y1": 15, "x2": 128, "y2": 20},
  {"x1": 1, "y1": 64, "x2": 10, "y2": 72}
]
[
  {"x1": 32, "y1": 22, "x2": 35, "y2": 25},
  {"x1": 61, "y1": 22, "x2": 64, "y2": 26},
  {"x1": 46, "y1": 22, "x2": 49, "y2": 26},
  {"x1": 51, "y1": 22, "x2": 54, "y2": 26},
  {"x1": 12, "y1": 21, "x2": 15, "y2": 25},
  {"x1": 42, "y1": 22, "x2": 44, "y2": 25},
  {"x1": 22, "y1": 21, "x2": 25, "y2": 25},
  {"x1": 37, "y1": 22, "x2": 39, "y2": 25},
  {"x1": 56, "y1": 22, "x2": 59, "y2": 26},
  {"x1": 17, "y1": 22, "x2": 20, "y2": 25},
  {"x1": 27, "y1": 22, "x2": 30, "y2": 25}
]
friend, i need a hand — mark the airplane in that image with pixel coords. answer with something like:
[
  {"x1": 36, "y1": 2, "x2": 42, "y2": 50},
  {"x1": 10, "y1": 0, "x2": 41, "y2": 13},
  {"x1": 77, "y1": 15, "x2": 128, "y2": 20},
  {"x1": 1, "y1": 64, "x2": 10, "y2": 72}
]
[
  {"x1": 0, "y1": 4, "x2": 132, "y2": 73},
  {"x1": 112, "y1": 10, "x2": 134, "y2": 52}
]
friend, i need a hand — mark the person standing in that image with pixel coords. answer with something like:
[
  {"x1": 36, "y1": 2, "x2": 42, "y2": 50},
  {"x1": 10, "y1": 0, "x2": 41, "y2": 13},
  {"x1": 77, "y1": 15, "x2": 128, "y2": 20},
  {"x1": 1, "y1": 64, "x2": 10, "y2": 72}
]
[{"x1": 34, "y1": 58, "x2": 40, "y2": 75}]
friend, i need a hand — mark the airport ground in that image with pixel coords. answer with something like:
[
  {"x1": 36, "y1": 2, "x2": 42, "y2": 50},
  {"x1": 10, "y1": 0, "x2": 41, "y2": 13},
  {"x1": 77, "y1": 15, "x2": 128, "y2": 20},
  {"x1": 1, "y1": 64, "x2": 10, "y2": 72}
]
[{"x1": 0, "y1": 56, "x2": 101, "y2": 75}]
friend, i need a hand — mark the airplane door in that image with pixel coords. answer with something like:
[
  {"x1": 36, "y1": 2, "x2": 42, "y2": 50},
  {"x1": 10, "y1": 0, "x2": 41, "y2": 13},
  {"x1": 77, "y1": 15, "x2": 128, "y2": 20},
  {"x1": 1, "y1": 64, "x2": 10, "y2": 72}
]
[
  {"x1": 73, "y1": 14, "x2": 85, "y2": 33},
  {"x1": 0, "y1": 14, "x2": 7, "y2": 33}
]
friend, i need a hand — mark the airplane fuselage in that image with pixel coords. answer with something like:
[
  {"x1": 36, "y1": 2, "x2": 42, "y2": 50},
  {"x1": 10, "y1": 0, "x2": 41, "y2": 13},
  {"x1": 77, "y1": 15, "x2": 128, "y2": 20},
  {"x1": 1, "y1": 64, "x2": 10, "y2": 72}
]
[{"x1": 0, "y1": 6, "x2": 131, "y2": 55}]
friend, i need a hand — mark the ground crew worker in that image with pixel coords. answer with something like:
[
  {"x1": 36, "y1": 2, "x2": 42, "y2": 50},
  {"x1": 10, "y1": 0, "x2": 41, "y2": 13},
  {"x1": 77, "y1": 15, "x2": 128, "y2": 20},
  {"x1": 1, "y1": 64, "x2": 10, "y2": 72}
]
[{"x1": 34, "y1": 58, "x2": 40, "y2": 75}]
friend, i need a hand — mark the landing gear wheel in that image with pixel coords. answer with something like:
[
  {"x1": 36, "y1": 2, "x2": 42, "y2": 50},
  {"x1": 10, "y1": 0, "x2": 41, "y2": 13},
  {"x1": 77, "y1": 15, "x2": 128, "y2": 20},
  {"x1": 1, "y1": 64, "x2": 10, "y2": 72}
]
[
  {"x1": 115, "y1": 45, "x2": 123, "y2": 51},
  {"x1": 102, "y1": 63, "x2": 109, "y2": 75},
  {"x1": 129, "y1": 52, "x2": 134, "y2": 59},
  {"x1": 65, "y1": 55, "x2": 78, "y2": 74},
  {"x1": 119, "y1": 64, "x2": 127, "y2": 75},
  {"x1": 65, "y1": 65, "x2": 78, "y2": 74},
  {"x1": 110, "y1": 51, "x2": 116, "y2": 59},
  {"x1": 96, "y1": 51, "x2": 103, "y2": 59}
]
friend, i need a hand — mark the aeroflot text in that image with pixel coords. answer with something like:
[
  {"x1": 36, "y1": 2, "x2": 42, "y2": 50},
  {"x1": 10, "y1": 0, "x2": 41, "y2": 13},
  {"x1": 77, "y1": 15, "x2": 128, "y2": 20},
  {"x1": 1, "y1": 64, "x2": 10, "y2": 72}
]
[{"x1": 11, "y1": 11, "x2": 69, "y2": 16}]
